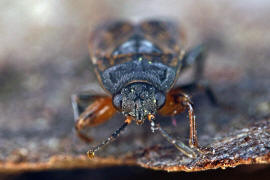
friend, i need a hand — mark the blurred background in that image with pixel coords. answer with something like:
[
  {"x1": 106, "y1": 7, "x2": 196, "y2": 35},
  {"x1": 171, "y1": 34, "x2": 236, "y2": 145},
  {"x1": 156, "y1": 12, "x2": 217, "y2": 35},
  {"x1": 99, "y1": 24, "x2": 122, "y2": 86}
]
[{"x1": 0, "y1": 0, "x2": 270, "y2": 179}]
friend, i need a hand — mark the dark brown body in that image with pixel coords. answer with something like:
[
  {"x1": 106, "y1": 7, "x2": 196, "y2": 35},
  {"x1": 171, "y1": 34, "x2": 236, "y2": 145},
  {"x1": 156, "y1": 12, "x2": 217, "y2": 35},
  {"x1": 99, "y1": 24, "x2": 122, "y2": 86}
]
[
  {"x1": 72, "y1": 20, "x2": 217, "y2": 158},
  {"x1": 89, "y1": 20, "x2": 186, "y2": 95}
]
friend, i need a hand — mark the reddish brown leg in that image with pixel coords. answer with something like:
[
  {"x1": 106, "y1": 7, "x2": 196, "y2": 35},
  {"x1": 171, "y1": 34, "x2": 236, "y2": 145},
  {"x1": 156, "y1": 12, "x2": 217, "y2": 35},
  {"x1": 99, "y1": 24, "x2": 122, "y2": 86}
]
[
  {"x1": 71, "y1": 94, "x2": 117, "y2": 143},
  {"x1": 159, "y1": 89, "x2": 198, "y2": 148},
  {"x1": 147, "y1": 114, "x2": 197, "y2": 158}
]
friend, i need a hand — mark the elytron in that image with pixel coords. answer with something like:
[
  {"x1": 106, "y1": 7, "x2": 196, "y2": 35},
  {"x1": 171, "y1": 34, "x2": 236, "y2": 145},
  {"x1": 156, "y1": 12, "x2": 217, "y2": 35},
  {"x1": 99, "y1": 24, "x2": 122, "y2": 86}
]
[{"x1": 72, "y1": 19, "x2": 217, "y2": 158}]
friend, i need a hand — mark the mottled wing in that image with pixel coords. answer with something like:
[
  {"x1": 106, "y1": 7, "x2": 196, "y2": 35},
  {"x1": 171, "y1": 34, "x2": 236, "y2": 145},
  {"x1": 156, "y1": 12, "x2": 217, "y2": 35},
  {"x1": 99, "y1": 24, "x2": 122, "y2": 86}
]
[
  {"x1": 89, "y1": 20, "x2": 187, "y2": 94},
  {"x1": 139, "y1": 19, "x2": 186, "y2": 53},
  {"x1": 138, "y1": 20, "x2": 186, "y2": 70},
  {"x1": 89, "y1": 21, "x2": 135, "y2": 72}
]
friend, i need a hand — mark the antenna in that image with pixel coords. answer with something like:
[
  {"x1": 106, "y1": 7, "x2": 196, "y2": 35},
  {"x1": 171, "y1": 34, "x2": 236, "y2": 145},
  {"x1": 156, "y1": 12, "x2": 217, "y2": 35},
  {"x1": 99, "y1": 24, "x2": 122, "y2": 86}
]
[{"x1": 87, "y1": 117, "x2": 132, "y2": 158}]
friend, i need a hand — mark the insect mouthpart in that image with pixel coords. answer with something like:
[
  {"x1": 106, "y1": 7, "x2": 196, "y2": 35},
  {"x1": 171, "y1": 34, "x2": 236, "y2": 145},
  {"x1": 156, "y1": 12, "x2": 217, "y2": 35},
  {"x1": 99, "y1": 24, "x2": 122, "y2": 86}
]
[{"x1": 112, "y1": 82, "x2": 166, "y2": 125}]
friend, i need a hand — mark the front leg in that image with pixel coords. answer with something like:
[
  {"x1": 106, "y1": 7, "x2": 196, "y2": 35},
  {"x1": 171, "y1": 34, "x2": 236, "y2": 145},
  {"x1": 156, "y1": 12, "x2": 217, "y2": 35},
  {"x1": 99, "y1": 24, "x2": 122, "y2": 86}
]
[
  {"x1": 159, "y1": 89, "x2": 198, "y2": 148},
  {"x1": 71, "y1": 92, "x2": 117, "y2": 142}
]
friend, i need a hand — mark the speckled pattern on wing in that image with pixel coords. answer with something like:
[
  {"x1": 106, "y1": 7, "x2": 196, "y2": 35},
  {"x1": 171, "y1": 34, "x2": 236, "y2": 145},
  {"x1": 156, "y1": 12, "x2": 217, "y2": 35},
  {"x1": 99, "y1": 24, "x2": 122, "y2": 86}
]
[
  {"x1": 89, "y1": 21, "x2": 134, "y2": 70},
  {"x1": 89, "y1": 20, "x2": 187, "y2": 93},
  {"x1": 138, "y1": 20, "x2": 186, "y2": 68},
  {"x1": 139, "y1": 20, "x2": 186, "y2": 54}
]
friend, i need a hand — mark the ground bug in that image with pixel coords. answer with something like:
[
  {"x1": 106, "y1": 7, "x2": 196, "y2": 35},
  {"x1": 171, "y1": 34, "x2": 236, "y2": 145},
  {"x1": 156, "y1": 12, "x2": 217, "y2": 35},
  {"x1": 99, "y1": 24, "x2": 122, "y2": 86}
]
[{"x1": 71, "y1": 20, "x2": 217, "y2": 158}]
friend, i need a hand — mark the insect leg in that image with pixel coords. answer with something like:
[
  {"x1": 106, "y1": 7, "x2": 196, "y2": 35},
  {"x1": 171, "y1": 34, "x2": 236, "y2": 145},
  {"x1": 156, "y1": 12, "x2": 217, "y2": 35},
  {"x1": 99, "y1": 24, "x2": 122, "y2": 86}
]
[
  {"x1": 181, "y1": 44, "x2": 218, "y2": 105},
  {"x1": 71, "y1": 93, "x2": 117, "y2": 142},
  {"x1": 148, "y1": 115, "x2": 197, "y2": 158},
  {"x1": 159, "y1": 90, "x2": 199, "y2": 149},
  {"x1": 182, "y1": 44, "x2": 206, "y2": 80},
  {"x1": 87, "y1": 117, "x2": 132, "y2": 158}
]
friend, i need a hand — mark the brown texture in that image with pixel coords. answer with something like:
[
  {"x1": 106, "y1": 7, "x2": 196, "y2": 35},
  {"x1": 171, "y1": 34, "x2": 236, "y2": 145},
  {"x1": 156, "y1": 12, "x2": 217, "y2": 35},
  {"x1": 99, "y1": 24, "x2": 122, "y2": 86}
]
[
  {"x1": 1, "y1": 118, "x2": 269, "y2": 173},
  {"x1": 136, "y1": 118, "x2": 270, "y2": 171}
]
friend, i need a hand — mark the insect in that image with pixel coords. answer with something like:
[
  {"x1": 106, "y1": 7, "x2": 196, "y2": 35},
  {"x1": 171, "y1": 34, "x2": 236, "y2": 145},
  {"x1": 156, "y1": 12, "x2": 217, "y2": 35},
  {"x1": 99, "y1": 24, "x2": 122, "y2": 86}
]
[{"x1": 72, "y1": 19, "x2": 217, "y2": 158}]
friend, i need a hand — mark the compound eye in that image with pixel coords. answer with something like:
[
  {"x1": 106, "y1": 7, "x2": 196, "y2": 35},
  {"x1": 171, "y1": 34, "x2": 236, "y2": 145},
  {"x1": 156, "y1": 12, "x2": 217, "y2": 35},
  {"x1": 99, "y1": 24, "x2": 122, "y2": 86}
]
[
  {"x1": 113, "y1": 94, "x2": 123, "y2": 110},
  {"x1": 155, "y1": 92, "x2": 166, "y2": 109}
]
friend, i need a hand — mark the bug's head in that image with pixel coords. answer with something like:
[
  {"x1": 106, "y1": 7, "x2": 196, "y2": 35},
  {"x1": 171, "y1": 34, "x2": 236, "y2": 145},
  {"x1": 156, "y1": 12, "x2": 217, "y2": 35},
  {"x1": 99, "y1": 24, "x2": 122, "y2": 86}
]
[{"x1": 113, "y1": 82, "x2": 166, "y2": 125}]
